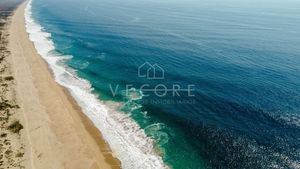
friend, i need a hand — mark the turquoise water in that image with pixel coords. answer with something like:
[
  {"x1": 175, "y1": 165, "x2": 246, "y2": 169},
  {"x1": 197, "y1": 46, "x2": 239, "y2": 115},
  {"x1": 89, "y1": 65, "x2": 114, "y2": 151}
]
[{"x1": 29, "y1": 0, "x2": 300, "y2": 168}]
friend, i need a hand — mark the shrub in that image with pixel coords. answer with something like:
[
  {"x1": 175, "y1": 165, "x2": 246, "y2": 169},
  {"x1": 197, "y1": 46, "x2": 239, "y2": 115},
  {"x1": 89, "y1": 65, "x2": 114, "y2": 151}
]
[{"x1": 7, "y1": 121, "x2": 23, "y2": 134}]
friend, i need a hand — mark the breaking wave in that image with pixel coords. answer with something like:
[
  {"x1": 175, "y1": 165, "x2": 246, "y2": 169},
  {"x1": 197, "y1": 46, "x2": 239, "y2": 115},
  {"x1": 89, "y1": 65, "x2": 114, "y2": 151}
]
[{"x1": 25, "y1": 1, "x2": 168, "y2": 168}]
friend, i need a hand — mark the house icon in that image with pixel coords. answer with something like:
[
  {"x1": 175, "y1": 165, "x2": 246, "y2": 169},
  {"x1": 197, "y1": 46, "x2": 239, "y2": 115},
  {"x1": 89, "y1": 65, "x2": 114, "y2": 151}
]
[
  {"x1": 147, "y1": 64, "x2": 164, "y2": 79},
  {"x1": 138, "y1": 62, "x2": 152, "y2": 78},
  {"x1": 138, "y1": 62, "x2": 164, "y2": 80}
]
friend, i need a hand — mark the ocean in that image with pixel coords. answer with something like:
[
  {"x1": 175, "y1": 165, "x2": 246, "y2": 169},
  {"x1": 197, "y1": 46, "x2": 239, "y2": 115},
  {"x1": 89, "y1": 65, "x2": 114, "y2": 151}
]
[{"x1": 26, "y1": 0, "x2": 300, "y2": 168}]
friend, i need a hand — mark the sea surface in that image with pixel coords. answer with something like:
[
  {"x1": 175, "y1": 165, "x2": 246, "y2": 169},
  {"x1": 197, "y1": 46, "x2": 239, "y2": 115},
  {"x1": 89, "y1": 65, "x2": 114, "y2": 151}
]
[{"x1": 26, "y1": 0, "x2": 300, "y2": 168}]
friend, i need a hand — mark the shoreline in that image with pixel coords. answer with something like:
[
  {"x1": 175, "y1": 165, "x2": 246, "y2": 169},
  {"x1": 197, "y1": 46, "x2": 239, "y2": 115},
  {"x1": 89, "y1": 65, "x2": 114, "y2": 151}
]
[{"x1": 8, "y1": 1, "x2": 121, "y2": 169}]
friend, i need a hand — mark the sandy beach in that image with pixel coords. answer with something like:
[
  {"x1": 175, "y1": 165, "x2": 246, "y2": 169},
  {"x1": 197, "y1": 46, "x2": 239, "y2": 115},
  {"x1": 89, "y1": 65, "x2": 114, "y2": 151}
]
[{"x1": 6, "y1": 1, "x2": 120, "y2": 169}]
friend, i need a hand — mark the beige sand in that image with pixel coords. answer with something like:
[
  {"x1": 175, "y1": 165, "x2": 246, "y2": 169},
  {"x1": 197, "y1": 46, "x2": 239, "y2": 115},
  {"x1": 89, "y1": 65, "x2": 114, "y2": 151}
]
[
  {"x1": 8, "y1": 2, "x2": 121, "y2": 169},
  {"x1": 0, "y1": 3, "x2": 26, "y2": 168}
]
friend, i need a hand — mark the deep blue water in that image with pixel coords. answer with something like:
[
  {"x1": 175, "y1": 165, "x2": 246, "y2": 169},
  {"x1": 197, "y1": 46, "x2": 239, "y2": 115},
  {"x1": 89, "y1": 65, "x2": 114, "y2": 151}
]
[{"x1": 31, "y1": 0, "x2": 300, "y2": 168}]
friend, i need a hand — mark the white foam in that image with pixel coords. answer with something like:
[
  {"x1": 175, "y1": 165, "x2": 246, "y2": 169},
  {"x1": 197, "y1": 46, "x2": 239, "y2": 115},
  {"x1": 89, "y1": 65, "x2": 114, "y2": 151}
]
[{"x1": 25, "y1": 1, "x2": 168, "y2": 168}]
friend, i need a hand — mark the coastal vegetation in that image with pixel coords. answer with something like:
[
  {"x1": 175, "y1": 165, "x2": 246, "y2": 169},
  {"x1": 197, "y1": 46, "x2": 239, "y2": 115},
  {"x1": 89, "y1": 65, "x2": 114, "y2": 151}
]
[{"x1": 0, "y1": 2, "x2": 25, "y2": 168}]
